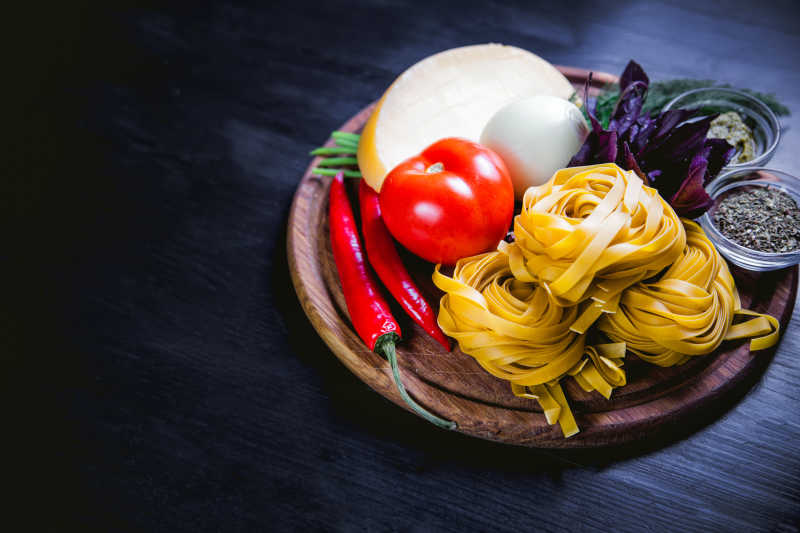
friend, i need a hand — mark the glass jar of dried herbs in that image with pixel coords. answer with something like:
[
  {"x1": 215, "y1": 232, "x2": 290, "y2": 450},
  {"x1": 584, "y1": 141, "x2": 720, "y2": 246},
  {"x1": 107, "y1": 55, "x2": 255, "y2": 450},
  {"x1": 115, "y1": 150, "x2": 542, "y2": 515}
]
[{"x1": 713, "y1": 186, "x2": 800, "y2": 253}]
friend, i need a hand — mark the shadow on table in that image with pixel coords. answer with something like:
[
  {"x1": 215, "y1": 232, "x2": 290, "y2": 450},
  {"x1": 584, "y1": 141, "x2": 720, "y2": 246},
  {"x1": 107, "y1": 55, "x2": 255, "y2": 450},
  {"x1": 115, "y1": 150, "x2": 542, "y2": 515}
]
[{"x1": 272, "y1": 214, "x2": 771, "y2": 473}]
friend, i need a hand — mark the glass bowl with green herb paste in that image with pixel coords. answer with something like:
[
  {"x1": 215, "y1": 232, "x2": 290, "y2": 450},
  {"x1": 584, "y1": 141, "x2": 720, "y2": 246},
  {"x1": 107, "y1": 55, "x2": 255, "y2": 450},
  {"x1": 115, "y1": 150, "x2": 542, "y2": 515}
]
[
  {"x1": 664, "y1": 88, "x2": 780, "y2": 168},
  {"x1": 700, "y1": 168, "x2": 800, "y2": 271}
]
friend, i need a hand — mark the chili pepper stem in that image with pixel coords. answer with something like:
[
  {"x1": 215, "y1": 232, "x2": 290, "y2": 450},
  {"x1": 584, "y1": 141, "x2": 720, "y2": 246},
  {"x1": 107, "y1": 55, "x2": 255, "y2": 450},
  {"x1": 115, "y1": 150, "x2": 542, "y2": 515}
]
[{"x1": 375, "y1": 333, "x2": 457, "y2": 430}]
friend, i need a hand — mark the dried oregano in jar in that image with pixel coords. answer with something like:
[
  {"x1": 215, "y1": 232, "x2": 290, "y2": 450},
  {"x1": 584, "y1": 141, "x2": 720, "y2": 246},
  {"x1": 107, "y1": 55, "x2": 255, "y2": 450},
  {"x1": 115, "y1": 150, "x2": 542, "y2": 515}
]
[{"x1": 713, "y1": 186, "x2": 800, "y2": 253}]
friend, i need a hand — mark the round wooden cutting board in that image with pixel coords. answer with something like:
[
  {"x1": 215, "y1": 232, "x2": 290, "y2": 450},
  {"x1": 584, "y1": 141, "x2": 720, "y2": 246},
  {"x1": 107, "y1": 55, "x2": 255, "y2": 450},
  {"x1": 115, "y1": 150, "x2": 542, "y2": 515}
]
[{"x1": 287, "y1": 66, "x2": 797, "y2": 448}]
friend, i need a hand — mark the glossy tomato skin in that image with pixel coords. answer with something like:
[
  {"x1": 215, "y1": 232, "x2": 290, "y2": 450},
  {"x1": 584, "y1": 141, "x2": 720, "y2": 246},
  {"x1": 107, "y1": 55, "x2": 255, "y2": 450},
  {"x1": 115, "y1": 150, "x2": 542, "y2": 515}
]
[{"x1": 379, "y1": 138, "x2": 514, "y2": 265}]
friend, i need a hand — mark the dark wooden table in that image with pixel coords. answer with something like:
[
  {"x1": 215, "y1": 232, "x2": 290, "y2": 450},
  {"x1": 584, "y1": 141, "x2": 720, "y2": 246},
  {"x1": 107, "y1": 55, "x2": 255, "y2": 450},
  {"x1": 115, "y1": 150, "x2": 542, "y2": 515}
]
[{"x1": 7, "y1": 1, "x2": 800, "y2": 531}]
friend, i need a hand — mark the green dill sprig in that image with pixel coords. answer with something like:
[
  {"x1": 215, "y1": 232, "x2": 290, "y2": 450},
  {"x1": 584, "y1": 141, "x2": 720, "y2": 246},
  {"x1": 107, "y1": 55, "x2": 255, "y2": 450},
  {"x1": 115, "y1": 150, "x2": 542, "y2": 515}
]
[{"x1": 593, "y1": 79, "x2": 790, "y2": 128}]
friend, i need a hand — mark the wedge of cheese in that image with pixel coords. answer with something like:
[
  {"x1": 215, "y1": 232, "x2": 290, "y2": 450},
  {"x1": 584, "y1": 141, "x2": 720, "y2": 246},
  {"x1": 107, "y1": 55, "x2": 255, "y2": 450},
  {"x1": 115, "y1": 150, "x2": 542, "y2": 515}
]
[{"x1": 358, "y1": 44, "x2": 576, "y2": 192}]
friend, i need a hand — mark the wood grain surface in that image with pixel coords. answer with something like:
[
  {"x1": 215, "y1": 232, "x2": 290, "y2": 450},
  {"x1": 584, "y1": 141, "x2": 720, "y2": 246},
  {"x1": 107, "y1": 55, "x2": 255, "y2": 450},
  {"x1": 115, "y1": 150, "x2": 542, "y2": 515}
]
[
  {"x1": 11, "y1": 1, "x2": 800, "y2": 531},
  {"x1": 288, "y1": 68, "x2": 797, "y2": 447}
]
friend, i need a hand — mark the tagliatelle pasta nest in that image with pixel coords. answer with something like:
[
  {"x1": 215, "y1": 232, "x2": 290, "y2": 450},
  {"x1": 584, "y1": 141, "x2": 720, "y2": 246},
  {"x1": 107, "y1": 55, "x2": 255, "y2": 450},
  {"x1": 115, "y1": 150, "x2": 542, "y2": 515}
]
[
  {"x1": 433, "y1": 251, "x2": 626, "y2": 437},
  {"x1": 598, "y1": 219, "x2": 779, "y2": 366},
  {"x1": 433, "y1": 163, "x2": 779, "y2": 437},
  {"x1": 508, "y1": 163, "x2": 687, "y2": 330}
]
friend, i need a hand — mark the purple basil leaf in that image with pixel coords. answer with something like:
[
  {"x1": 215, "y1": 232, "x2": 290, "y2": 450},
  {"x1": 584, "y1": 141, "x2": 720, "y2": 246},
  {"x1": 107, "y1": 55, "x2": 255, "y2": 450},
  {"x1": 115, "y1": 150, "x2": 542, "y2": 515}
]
[
  {"x1": 569, "y1": 74, "x2": 596, "y2": 166},
  {"x1": 669, "y1": 153, "x2": 715, "y2": 218},
  {"x1": 569, "y1": 72, "x2": 623, "y2": 167},
  {"x1": 669, "y1": 114, "x2": 718, "y2": 154},
  {"x1": 657, "y1": 108, "x2": 697, "y2": 132},
  {"x1": 597, "y1": 130, "x2": 619, "y2": 164},
  {"x1": 618, "y1": 60, "x2": 649, "y2": 93},
  {"x1": 568, "y1": 129, "x2": 618, "y2": 166},
  {"x1": 609, "y1": 80, "x2": 648, "y2": 136},
  {"x1": 639, "y1": 111, "x2": 689, "y2": 157},
  {"x1": 609, "y1": 61, "x2": 649, "y2": 136},
  {"x1": 569, "y1": 139, "x2": 594, "y2": 166},
  {"x1": 584, "y1": 73, "x2": 593, "y2": 115},
  {"x1": 631, "y1": 114, "x2": 657, "y2": 156},
  {"x1": 625, "y1": 122, "x2": 640, "y2": 145},
  {"x1": 620, "y1": 142, "x2": 648, "y2": 183},
  {"x1": 641, "y1": 109, "x2": 697, "y2": 154},
  {"x1": 702, "y1": 137, "x2": 735, "y2": 184},
  {"x1": 588, "y1": 111, "x2": 604, "y2": 134},
  {"x1": 586, "y1": 89, "x2": 606, "y2": 135},
  {"x1": 584, "y1": 73, "x2": 609, "y2": 140},
  {"x1": 640, "y1": 114, "x2": 717, "y2": 172}
]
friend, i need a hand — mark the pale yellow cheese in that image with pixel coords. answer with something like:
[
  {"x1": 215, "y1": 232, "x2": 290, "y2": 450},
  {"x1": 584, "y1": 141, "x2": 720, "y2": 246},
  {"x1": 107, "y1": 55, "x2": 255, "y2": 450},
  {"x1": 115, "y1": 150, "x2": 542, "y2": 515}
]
[{"x1": 358, "y1": 44, "x2": 576, "y2": 192}]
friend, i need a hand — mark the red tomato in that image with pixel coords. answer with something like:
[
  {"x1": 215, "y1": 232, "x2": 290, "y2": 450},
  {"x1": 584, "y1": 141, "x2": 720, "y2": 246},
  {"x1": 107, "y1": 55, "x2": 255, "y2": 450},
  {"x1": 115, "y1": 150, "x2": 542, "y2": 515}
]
[{"x1": 379, "y1": 138, "x2": 514, "y2": 265}]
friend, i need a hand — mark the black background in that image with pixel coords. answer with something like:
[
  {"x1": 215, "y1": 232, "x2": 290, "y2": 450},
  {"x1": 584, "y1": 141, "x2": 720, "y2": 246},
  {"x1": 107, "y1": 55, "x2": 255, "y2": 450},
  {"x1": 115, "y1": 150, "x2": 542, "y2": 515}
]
[{"x1": 6, "y1": 1, "x2": 800, "y2": 531}]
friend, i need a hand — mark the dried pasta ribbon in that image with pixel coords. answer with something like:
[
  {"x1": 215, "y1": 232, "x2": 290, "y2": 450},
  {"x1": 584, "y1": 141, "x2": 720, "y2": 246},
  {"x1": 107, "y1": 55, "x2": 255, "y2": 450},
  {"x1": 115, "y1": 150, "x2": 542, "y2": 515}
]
[
  {"x1": 568, "y1": 343, "x2": 627, "y2": 400},
  {"x1": 598, "y1": 219, "x2": 779, "y2": 365},
  {"x1": 507, "y1": 164, "x2": 686, "y2": 326},
  {"x1": 726, "y1": 309, "x2": 780, "y2": 351},
  {"x1": 433, "y1": 251, "x2": 627, "y2": 437}
]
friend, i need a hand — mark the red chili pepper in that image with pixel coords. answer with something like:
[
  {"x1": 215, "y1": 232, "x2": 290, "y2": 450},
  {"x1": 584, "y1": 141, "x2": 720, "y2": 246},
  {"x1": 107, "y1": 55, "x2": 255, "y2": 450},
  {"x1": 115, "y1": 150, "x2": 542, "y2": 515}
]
[
  {"x1": 329, "y1": 172, "x2": 400, "y2": 350},
  {"x1": 328, "y1": 172, "x2": 455, "y2": 430},
  {"x1": 358, "y1": 179, "x2": 451, "y2": 351}
]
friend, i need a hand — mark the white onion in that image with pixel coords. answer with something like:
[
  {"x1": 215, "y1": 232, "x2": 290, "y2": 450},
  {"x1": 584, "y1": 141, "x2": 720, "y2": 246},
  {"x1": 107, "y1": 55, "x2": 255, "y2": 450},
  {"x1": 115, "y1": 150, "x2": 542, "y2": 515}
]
[{"x1": 480, "y1": 95, "x2": 590, "y2": 199}]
